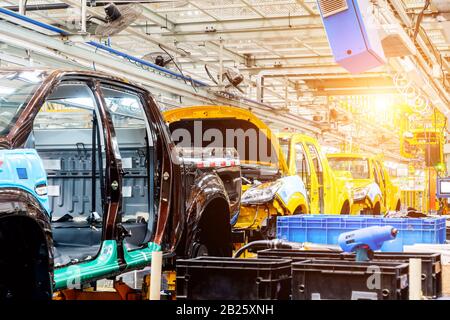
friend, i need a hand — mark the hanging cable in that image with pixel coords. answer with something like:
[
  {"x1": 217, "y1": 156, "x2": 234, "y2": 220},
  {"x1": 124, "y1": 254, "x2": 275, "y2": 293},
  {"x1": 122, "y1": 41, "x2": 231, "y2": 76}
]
[
  {"x1": 413, "y1": 0, "x2": 431, "y2": 41},
  {"x1": 158, "y1": 44, "x2": 187, "y2": 85}
]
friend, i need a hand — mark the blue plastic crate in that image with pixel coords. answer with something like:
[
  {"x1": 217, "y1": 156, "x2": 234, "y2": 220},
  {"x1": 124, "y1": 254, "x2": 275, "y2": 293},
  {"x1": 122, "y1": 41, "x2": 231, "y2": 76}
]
[{"x1": 277, "y1": 215, "x2": 447, "y2": 252}]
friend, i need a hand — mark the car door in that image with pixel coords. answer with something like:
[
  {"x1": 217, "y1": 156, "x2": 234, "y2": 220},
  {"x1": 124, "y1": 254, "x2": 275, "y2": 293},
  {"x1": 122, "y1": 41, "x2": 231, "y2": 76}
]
[
  {"x1": 306, "y1": 143, "x2": 326, "y2": 214},
  {"x1": 374, "y1": 160, "x2": 387, "y2": 210},
  {"x1": 29, "y1": 78, "x2": 122, "y2": 290},
  {"x1": 98, "y1": 83, "x2": 161, "y2": 270},
  {"x1": 376, "y1": 160, "x2": 389, "y2": 209},
  {"x1": 311, "y1": 141, "x2": 336, "y2": 213},
  {"x1": 291, "y1": 140, "x2": 314, "y2": 212},
  {"x1": 305, "y1": 143, "x2": 324, "y2": 214}
]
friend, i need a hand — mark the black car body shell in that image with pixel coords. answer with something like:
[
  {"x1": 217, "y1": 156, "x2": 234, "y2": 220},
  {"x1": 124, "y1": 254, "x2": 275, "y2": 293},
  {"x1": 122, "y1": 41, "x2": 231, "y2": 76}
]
[{"x1": 0, "y1": 69, "x2": 240, "y2": 279}]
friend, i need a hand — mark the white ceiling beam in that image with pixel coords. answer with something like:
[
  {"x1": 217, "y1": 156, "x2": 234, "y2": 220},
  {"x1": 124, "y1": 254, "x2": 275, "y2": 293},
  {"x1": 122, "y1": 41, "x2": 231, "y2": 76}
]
[
  {"x1": 254, "y1": 55, "x2": 335, "y2": 66},
  {"x1": 153, "y1": 1, "x2": 296, "y2": 12},
  {"x1": 295, "y1": 0, "x2": 317, "y2": 15},
  {"x1": 151, "y1": 3, "x2": 240, "y2": 13},
  {"x1": 203, "y1": 41, "x2": 246, "y2": 65},
  {"x1": 187, "y1": 1, "x2": 218, "y2": 21},
  {"x1": 240, "y1": 0, "x2": 266, "y2": 18},
  {"x1": 134, "y1": 15, "x2": 322, "y2": 34},
  {"x1": 0, "y1": 44, "x2": 80, "y2": 68},
  {"x1": 232, "y1": 48, "x2": 331, "y2": 56},
  {"x1": 179, "y1": 55, "x2": 336, "y2": 67},
  {"x1": 0, "y1": 51, "x2": 38, "y2": 66},
  {"x1": 139, "y1": 4, "x2": 176, "y2": 31},
  {"x1": 311, "y1": 88, "x2": 399, "y2": 95},
  {"x1": 294, "y1": 37, "x2": 324, "y2": 56},
  {"x1": 245, "y1": 65, "x2": 352, "y2": 75},
  {"x1": 253, "y1": 41, "x2": 284, "y2": 58},
  {"x1": 160, "y1": 27, "x2": 325, "y2": 42},
  {"x1": 273, "y1": 72, "x2": 389, "y2": 80}
]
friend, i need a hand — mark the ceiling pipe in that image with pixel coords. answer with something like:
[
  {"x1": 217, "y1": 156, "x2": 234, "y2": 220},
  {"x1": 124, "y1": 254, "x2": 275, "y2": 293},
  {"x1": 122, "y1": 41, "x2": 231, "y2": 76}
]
[
  {"x1": 2, "y1": 2, "x2": 148, "y2": 12},
  {"x1": 0, "y1": 7, "x2": 69, "y2": 35},
  {"x1": 3, "y1": 3, "x2": 70, "y2": 12}
]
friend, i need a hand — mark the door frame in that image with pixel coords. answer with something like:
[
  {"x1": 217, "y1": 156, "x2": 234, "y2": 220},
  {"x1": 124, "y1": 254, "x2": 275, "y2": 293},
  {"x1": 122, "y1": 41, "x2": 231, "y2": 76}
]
[
  {"x1": 303, "y1": 142, "x2": 325, "y2": 214},
  {"x1": 290, "y1": 137, "x2": 315, "y2": 212},
  {"x1": 9, "y1": 74, "x2": 123, "y2": 289}
]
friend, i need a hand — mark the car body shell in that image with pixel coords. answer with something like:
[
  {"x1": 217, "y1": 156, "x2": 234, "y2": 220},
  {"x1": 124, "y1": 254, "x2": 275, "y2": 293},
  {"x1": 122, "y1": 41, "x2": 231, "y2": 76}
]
[
  {"x1": 326, "y1": 153, "x2": 401, "y2": 214},
  {"x1": 163, "y1": 106, "x2": 309, "y2": 237},
  {"x1": 0, "y1": 69, "x2": 239, "y2": 293},
  {"x1": 277, "y1": 132, "x2": 352, "y2": 214}
]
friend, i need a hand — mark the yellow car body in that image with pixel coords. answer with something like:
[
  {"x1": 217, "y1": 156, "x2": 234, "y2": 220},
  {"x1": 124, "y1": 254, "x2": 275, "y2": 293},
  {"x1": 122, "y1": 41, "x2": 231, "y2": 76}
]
[
  {"x1": 277, "y1": 133, "x2": 352, "y2": 214},
  {"x1": 326, "y1": 153, "x2": 401, "y2": 214},
  {"x1": 163, "y1": 106, "x2": 309, "y2": 240}
]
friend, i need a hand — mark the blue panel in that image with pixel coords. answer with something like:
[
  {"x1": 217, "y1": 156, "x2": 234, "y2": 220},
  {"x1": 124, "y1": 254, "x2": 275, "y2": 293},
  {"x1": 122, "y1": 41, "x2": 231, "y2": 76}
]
[
  {"x1": 16, "y1": 168, "x2": 28, "y2": 179},
  {"x1": 0, "y1": 149, "x2": 50, "y2": 215},
  {"x1": 277, "y1": 214, "x2": 447, "y2": 252}
]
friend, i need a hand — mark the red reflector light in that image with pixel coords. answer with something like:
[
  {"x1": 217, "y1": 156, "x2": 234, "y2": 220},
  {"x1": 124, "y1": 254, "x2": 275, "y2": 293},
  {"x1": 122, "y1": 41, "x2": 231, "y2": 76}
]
[
  {"x1": 196, "y1": 162, "x2": 204, "y2": 168},
  {"x1": 195, "y1": 159, "x2": 239, "y2": 168}
]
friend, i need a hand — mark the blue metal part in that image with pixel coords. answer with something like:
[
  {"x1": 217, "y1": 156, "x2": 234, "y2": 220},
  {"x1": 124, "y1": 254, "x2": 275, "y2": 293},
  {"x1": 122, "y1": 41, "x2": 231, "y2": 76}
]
[
  {"x1": 0, "y1": 149, "x2": 50, "y2": 215},
  {"x1": 86, "y1": 41, "x2": 208, "y2": 87},
  {"x1": 338, "y1": 225, "x2": 398, "y2": 254},
  {"x1": 16, "y1": 167, "x2": 28, "y2": 179},
  {"x1": 0, "y1": 7, "x2": 69, "y2": 35},
  {"x1": 230, "y1": 211, "x2": 239, "y2": 226}
]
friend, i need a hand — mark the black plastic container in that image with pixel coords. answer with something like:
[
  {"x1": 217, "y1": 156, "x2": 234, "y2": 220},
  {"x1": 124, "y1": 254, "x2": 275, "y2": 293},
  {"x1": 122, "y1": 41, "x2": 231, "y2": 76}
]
[
  {"x1": 370, "y1": 252, "x2": 442, "y2": 298},
  {"x1": 176, "y1": 257, "x2": 292, "y2": 300},
  {"x1": 292, "y1": 259, "x2": 409, "y2": 300},
  {"x1": 258, "y1": 249, "x2": 342, "y2": 261},
  {"x1": 258, "y1": 249, "x2": 442, "y2": 298}
]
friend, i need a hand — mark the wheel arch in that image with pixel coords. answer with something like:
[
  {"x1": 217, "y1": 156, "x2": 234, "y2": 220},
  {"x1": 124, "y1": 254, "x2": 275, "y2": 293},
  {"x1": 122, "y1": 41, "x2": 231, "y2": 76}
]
[
  {"x1": 340, "y1": 199, "x2": 351, "y2": 215},
  {"x1": 284, "y1": 191, "x2": 309, "y2": 214},
  {"x1": 178, "y1": 172, "x2": 233, "y2": 257},
  {"x1": 0, "y1": 214, "x2": 53, "y2": 299},
  {"x1": 189, "y1": 195, "x2": 232, "y2": 257}
]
